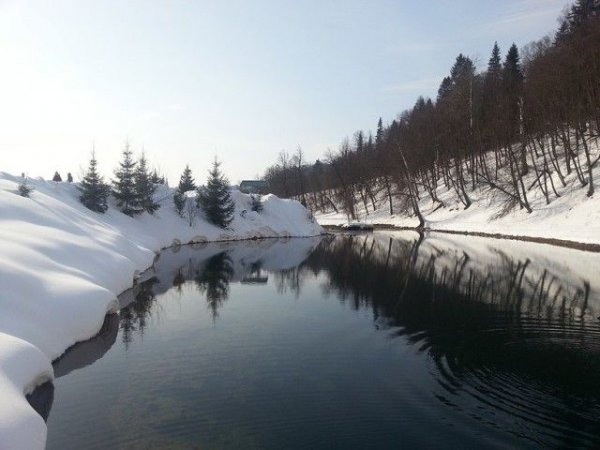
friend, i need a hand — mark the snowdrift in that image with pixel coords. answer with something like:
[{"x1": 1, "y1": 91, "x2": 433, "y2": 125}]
[{"x1": 0, "y1": 172, "x2": 323, "y2": 449}]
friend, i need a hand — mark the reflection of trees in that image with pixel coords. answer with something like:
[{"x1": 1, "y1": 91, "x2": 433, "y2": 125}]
[
  {"x1": 120, "y1": 277, "x2": 159, "y2": 348},
  {"x1": 194, "y1": 252, "x2": 234, "y2": 321},
  {"x1": 274, "y1": 267, "x2": 304, "y2": 297},
  {"x1": 304, "y1": 234, "x2": 600, "y2": 448},
  {"x1": 241, "y1": 261, "x2": 269, "y2": 284}
]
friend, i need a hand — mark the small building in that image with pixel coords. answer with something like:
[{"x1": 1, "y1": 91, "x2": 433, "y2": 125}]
[{"x1": 239, "y1": 180, "x2": 269, "y2": 194}]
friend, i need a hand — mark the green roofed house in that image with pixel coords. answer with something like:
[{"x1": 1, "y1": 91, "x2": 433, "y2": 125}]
[{"x1": 239, "y1": 180, "x2": 269, "y2": 194}]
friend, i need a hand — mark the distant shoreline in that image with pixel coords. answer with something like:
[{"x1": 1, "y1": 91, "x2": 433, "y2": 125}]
[{"x1": 321, "y1": 224, "x2": 600, "y2": 253}]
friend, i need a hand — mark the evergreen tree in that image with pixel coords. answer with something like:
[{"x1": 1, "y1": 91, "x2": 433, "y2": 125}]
[
  {"x1": 250, "y1": 194, "x2": 263, "y2": 213},
  {"x1": 52, "y1": 171, "x2": 62, "y2": 182},
  {"x1": 486, "y1": 42, "x2": 502, "y2": 80},
  {"x1": 502, "y1": 44, "x2": 524, "y2": 142},
  {"x1": 197, "y1": 159, "x2": 235, "y2": 228},
  {"x1": 482, "y1": 42, "x2": 503, "y2": 137},
  {"x1": 554, "y1": 19, "x2": 571, "y2": 44},
  {"x1": 354, "y1": 130, "x2": 364, "y2": 153},
  {"x1": 79, "y1": 152, "x2": 110, "y2": 213},
  {"x1": 568, "y1": 0, "x2": 600, "y2": 29},
  {"x1": 178, "y1": 165, "x2": 196, "y2": 192},
  {"x1": 375, "y1": 118, "x2": 384, "y2": 151},
  {"x1": 67, "y1": 172, "x2": 73, "y2": 183},
  {"x1": 150, "y1": 169, "x2": 165, "y2": 185},
  {"x1": 112, "y1": 143, "x2": 141, "y2": 216},
  {"x1": 173, "y1": 164, "x2": 196, "y2": 217},
  {"x1": 135, "y1": 153, "x2": 160, "y2": 214},
  {"x1": 436, "y1": 76, "x2": 452, "y2": 103},
  {"x1": 18, "y1": 177, "x2": 33, "y2": 197},
  {"x1": 173, "y1": 191, "x2": 186, "y2": 217}
]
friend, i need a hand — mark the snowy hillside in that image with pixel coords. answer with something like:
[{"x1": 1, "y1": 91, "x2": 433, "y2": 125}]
[
  {"x1": 0, "y1": 172, "x2": 323, "y2": 449},
  {"x1": 316, "y1": 139, "x2": 600, "y2": 247}
]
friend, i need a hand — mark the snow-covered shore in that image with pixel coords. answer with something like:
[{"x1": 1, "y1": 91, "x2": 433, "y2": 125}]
[
  {"x1": 316, "y1": 168, "x2": 600, "y2": 247},
  {"x1": 0, "y1": 172, "x2": 323, "y2": 449}
]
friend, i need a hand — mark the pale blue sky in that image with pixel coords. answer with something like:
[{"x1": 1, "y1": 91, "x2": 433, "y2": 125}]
[{"x1": 0, "y1": 0, "x2": 568, "y2": 183}]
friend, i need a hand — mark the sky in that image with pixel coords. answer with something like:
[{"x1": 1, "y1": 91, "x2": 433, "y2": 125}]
[{"x1": 0, "y1": 0, "x2": 569, "y2": 184}]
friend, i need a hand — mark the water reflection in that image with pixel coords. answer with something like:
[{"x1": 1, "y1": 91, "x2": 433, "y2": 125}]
[
  {"x1": 302, "y1": 232, "x2": 600, "y2": 447},
  {"x1": 30, "y1": 233, "x2": 600, "y2": 449},
  {"x1": 194, "y1": 252, "x2": 234, "y2": 320}
]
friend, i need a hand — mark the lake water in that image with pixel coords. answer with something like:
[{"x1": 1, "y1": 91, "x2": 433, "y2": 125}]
[{"x1": 30, "y1": 232, "x2": 600, "y2": 449}]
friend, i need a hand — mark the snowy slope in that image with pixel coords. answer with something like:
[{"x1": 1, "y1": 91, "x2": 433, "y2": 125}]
[
  {"x1": 316, "y1": 140, "x2": 600, "y2": 246},
  {"x1": 0, "y1": 172, "x2": 323, "y2": 449}
]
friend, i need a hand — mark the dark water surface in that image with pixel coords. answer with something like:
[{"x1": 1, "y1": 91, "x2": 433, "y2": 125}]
[{"x1": 32, "y1": 232, "x2": 600, "y2": 449}]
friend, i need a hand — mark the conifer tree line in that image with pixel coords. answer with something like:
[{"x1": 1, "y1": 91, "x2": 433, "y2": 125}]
[
  {"x1": 264, "y1": 1, "x2": 600, "y2": 223},
  {"x1": 76, "y1": 143, "x2": 238, "y2": 229}
]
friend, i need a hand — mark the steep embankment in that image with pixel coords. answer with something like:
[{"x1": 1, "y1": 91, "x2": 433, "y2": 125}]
[
  {"x1": 0, "y1": 172, "x2": 323, "y2": 449},
  {"x1": 317, "y1": 140, "x2": 600, "y2": 248}
]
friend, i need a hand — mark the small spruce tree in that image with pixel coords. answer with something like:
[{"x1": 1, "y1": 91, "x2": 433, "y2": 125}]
[
  {"x1": 67, "y1": 172, "x2": 73, "y2": 183},
  {"x1": 250, "y1": 194, "x2": 263, "y2": 213},
  {"x1": 18, "y1": 177, "x2": 33, "y2": 197},
  {"x1": 79, "y1": 151, "x2": 110, "y2": 213},
  {"x1": 173, "y1": 191, "x2": 186, "y2": 217},
  {"x1": 173, "y1": 164, "x2": 196, "y2": 216},
  {"x1": 135, "y1": 153, "x2": 160, "y2": 214},
  {"x1": 197, "y1": 159, "x2": 235, "y2": 228},
  {"x1": 112, "y1": 143, "x2": 141, "y2": 216},
  {"x1": 150, "y1": 169, "x2": 165, "y2": 185},
  {"x1": 178, "y1": 165, "x2": 196, "y2": 192},
  {"x1": 52, "y1": 171, "x2": 62, "y2": 182}
]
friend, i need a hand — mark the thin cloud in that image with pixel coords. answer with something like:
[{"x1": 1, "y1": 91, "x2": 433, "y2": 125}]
[
  {"x1": 473, "y1": 1, "x2": 566, "y2": 38},
  {"x1": 383, "y1": 76, "x2": 443, "y2": 94}
]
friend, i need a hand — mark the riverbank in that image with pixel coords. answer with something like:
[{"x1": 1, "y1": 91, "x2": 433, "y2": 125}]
[
  {"x1": 0, "y1": 172, "x2": 323, "y2": 449},
  {"x1": 317, "y1": 163, "x2": 600, "y2": 251},
  {"x1": 322, "y1": 224, "x2": 600, "y2": 253}
]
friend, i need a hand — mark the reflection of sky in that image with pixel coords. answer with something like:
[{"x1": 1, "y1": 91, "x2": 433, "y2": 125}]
[{"x1": 0, "y1": 1, "x2": 567, "y2": 183}]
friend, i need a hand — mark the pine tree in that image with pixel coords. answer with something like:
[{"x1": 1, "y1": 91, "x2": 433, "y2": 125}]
[
  {"x1": 250, "y1": 194, "x2": 263, "y2": 213},
  {"x1": 135, "y1": 153, "x2": 160, "y2": 214},
  {"x1": 569, "y1": 0, "x2": 600, "y2": 29},
  {"x1": 173, "y1": 165, "x2": 196, "y2": 217},
  {"x1": 436, "y1": 76, "x2": 452, "y2": 103},
  {"x1": 150, "y1": 169, "x2": 165, "y2": 185},
  {"x1": 173, "y1": 191, "x2": 186, "y2": 217},
  {"x1": 52, "y1": 171, "x2": 62, "y2": 182},
  {"x1": 178, "y1": 165, "x2": 196, "y2": 192},
  {"x1": 79, "y1": 151, "x2": 110, "y2": 213},
  {"x1": 197, "y1": 159, "x2": 235, "y2": 228},
  {"x1": 18, "y1": 177, "x2": 33, "y2": 197},
  {"x1": 482, "y1": 42, "x2": 503, "y2": 135},
  {"x1": 112, "y1": 143, "x2": 141, "y2": 216},
  {"x1": 503, "y1": 44, "x2": 524, "y2": 143},
  {"x1": 67, "y1": 172, "x2": 73, "y2": 183},
  {"x1": 487, "y1": 42, "x2": 502, "y2": 80},
  {"x1": 375, "y1": 118, "x2": 384, "y2": 151}
]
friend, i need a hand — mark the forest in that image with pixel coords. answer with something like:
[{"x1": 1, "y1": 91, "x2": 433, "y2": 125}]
[{"x1": 264, "y1": 1, "x2": 600, "y2": 226}]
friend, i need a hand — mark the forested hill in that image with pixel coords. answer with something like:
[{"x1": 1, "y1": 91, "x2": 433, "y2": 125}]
[{"x1": 264, "y1": 0, "x2": 600, "y2": 229}]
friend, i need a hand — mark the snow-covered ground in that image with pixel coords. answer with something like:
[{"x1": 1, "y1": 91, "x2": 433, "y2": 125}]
[
  {"x1": 317, "y1": 141, "x2": 600, "y2": 246},
  {"x1": 0, "y1": 172, "x2": 323, "y2": 449}
]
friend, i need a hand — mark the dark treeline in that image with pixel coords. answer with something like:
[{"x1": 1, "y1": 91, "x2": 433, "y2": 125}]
[{"x1": 264, "y1": 1, "x2": 600, "y2": 223}]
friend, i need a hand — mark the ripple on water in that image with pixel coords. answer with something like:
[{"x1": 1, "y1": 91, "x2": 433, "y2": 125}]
[{"x1": 426, "y1": 315, "x2": 600, "y2": 448}]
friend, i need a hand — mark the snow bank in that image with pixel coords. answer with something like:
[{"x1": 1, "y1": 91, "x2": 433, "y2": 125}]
[{"x1": 0, "y1": 172, "x2": 322, "y2": 449}]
